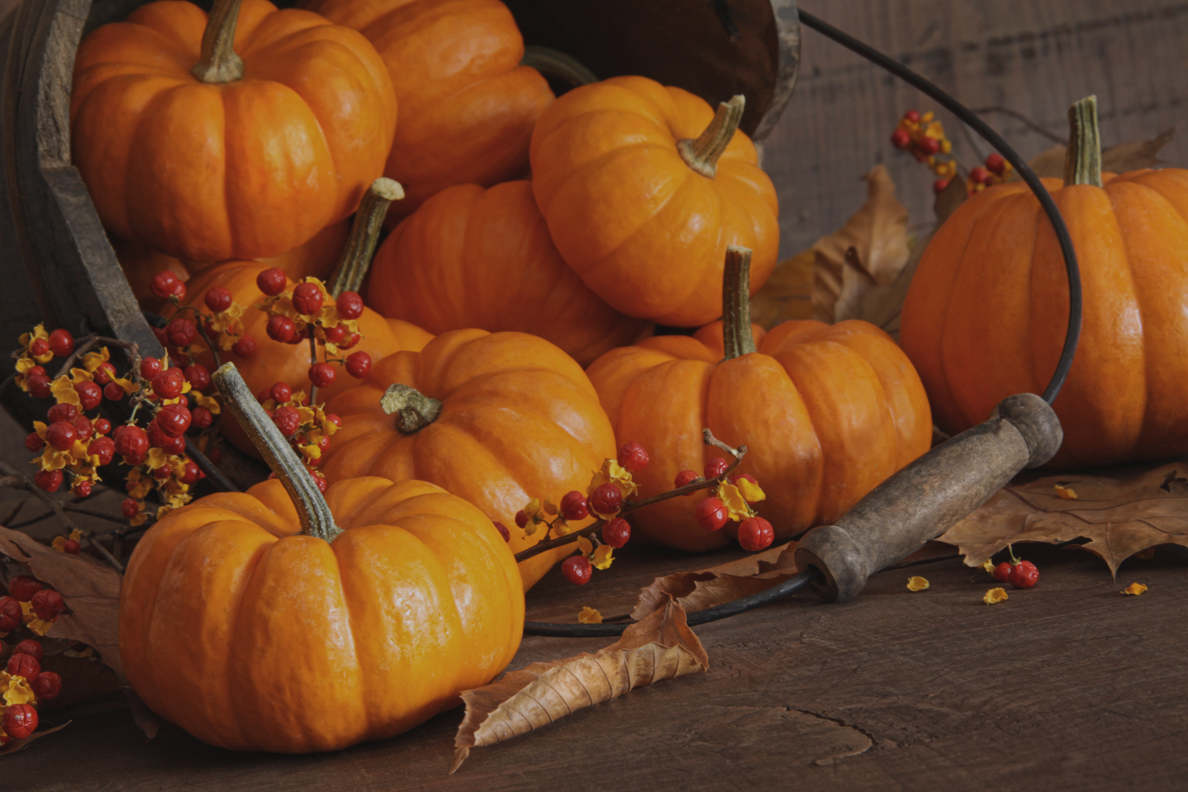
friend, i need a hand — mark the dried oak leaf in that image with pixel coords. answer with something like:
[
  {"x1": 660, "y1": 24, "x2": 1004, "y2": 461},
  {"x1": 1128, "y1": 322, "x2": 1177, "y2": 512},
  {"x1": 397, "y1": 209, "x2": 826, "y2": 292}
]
[
  {"x1": 750, "y1": 248, "x2": 814, "y2": 330},
  {"x1": 936, "y1": 458, "x2": 1188, "y2": 576},
  {"x1": 450, "y1": 597, "x2": 709, "y2": 774},
  {"x1": 631, "y1": 541, "x2": 797, "y2": 621},
  {"x1": 1019, "y1": 128, "x2": 1175, "y2": 180}
]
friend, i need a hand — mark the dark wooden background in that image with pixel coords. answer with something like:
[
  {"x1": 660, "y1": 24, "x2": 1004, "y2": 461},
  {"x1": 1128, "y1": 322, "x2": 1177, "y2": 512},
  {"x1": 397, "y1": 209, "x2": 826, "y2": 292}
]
[{"x1": 3, "y1": 0, "x2": 1188, "y2": 789}]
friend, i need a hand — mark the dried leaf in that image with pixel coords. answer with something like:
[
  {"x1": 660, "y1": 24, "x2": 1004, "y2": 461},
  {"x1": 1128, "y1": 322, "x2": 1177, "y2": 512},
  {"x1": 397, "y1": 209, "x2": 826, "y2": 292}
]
[
  {"x1": 933, "y1": 174, "x2": 968, "y2": 225},
  {"x1": 751, "y1": 249, "x2": 814, "y2": 329},
  {"x1": 631, "y1": 541, "x2": 797, "y2": 621},
  {"x1": 936, "y1": 458, "x2": 1188, "y2": 577},
  {"x1": 984, "y1": 587, "x2": 1009, "y2": 605},
  {"x1": 451, "y1": 598, "x2": 708, "y2": 773},
  {"x1": 0, "y1": 721, "x2": 70, "y2": 755},
  {"x1": 1020, "y1": 128, "x2": 1175, "y2": 179}
]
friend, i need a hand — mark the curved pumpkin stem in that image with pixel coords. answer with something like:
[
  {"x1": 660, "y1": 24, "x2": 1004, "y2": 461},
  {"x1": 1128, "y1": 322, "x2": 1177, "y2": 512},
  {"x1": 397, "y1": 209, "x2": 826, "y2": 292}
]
[
  {"x1": 328, "y1": 178, "x2": 404, "y2": 298},
  {"x1": 678, "y1": 95, "x2": 745, "y2": 179},
  {"x1": 1064, "y1": 95, "x2": 1102, "y2": 188},
  {"x1": 212, "y1": 363, "x2": 342, "y2": 543},
  {"x1": 520, "y1": 46, "x2": 599, "y2": 89},
  {"x1": 722, "y1": 245, "x2": 757, "y2": 360},
  {"x1": 381, "y1": 384, "x2": 442, "y2": 434},
  {"x1": 192, "y1": 0, "x2": 245, "y2": 84}
]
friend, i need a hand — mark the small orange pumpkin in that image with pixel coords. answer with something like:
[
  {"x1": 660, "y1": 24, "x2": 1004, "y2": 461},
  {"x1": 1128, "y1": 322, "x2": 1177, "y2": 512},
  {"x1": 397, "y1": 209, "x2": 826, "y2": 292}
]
[
  {"x1": 320, "y1": 329, "x2": 617, "y2": 589},
  {"x1": 900, "y1": 97, "x2": 1188, "y2": 467},
  {"x1": 530, "y1": 76, "x2": 779, "y2": 327},
  {"x1": 300, "y1": 0, "x2": 553, "y2": 216},
  {"x1": 586, "y1": 247, "x2": 932, "y2": 551},
  {"x1": 71, "y1": 0, "x2": 397, "y2": 261},
  {"x1": 120, "y1": 364, "x2": 522, "y2": 752},
  {"x1": 366, "y1": 181, "x2": 653, "y2": 366}
]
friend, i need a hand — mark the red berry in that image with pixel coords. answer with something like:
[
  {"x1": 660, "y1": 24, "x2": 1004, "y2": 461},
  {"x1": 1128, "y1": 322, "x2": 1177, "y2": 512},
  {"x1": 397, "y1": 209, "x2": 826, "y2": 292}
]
[
  {"x1": 589, "y1": 483, "x2": 623, "y2": 517},
  {"x1": 904, "y1": 109, "x2": 921, "y2": 123},
  {"x1": 602, "y1": 517, "x2": 631, "y2": 548},
  {"x1": 146, "y1": 419, "x2": 170, "y2": 449},
  {"x1": 232, "y1": 335, "x2": 256, "y2": 358},
  {"x1": 71, "y1": 413, "x2": 94, "y2": 438},
  {"x1": 73, "y1": 381, "x2": 102, "y2": 411},
  {"x1": 28, "y1": 338, "x2": 49, "y2": 357},
  {"x1": 292, "y1": 282, "x2": 324, "y2": 315},
  {"x1": 92, "y1": 361, "x2": 117, "y2": 385},
  {"x1": 26, "y1": 375, "x2": 52, "y2": 399},
  {"x1": 918, "y1": 136, "x2": 941, "y2": 156},
  {"x1": 31, "y1": 589, "x2": 65, "y2": 620},
  {"x1": 140, "y1": 357, "x2": 162, "y2": 380},
  {"x1": 308, "y1": 362, "x2": 335, "y2": 389},
  {"x1": 184, "y1": 363, "x2": 211, "y2": 392},
  {"x1": 35, "y1": 469, "x2": 63, "y2": 493},
  {"x1": 152, "y1": 368, "x2": 185, "y2": 399},
  {"x1": 738, "y1": 516, "x2": 775, "y2": 551},
  {"x1": 63, "y1": 539, "x2": 81, "y2": 554},
  {"x1": 731, "y1": 472, "x2": 759, "y2": 487},
  {"x1": 180, "y1": 460, "x2": 201, "y2": 485},
  {"x1": 191, "y1": 406, "x2": 213, "y2": 430},
  {"x1": 559, "y1": 491, "x2": 589, "y2": 522},
  {"x1": 48, "y1": 328, "x2": 74, "y2": 357},
  {"x1": 88, "y1": 436, "x2": 116, "y2": 466},
  {"x1": 8, "y1": 576, "x2": 42, "y2": 601},
  {"x1": 993, "y1": 561, "x2": 1012, "y2": 583},
  {"x1": 336, "y1": 291, "x2": 364, "y2": 320},
  {"x1": 114, "y1": 425, "x2": 149, "y2": 463},
  {"x1": 617, "y1": 441, "x2": 650, "y2": 472},
  {"x1": 674, "y1": 469, "x2": 700, "y2": 492},
  {"x1": 340, "y1": 332, "x2": 361, "y2": 350},
  {"x1": 149, "y1": 271, "x2": 184, "y2": 300},
  {"x1": 166, "y1": 434, "x2": 186, "y2": 454},
  {"x1": 270, "y1": 382, "x2": 292, "y2": 403},
  {"x1": 1008, "y1": 560, "x2": 1039, "y2": 589},
  {"x1": 95, "y1": 418, "x2": 112, "y2": 436},
  {"x1": 890, "y1": 128, "x2": 912, "y2": 150},
  {"x1": 310, "y1": 470, "x2": 328, "y2": 494},
  {"x1": 493, "y1": 522, "x2": 511, "y2": 542},
  {"x1": 345, "y1": 351, "x2": 371, "y2": 380},
  {"x1": 286, "y1": 327, "x2": 307, "y2": 345},
  {"x1": 323, "y1": 324, "x2": 347, "y2": 344},
  {"x1": 121, "y1": 498, "x2": 140, "y2": 519},
  {"x1": 204, "y1": 287, "x2": 233, "y2": 313},
  {"x1": 256, "y1": 268, "x2": 287, "y2": 296},
  {"x1": 151, "y1": 326, "x2": 168, "y2": 346},
  {"x1": 272, "y1": 405, "x2": 301, "y2": 436},
  {"x1": 933, "y1": 178, "x2": 951, "y2": 194},
  {"x1": 704, "y1": 457, "x2": 730, "y2": 479},
  {"x1": 104, "y1": 381, "x2": 125, "y2": 401},
  {"x1": 208, "y1": 446, "x2": 222, "y2": 464},
  {"x1": 0, "y1": 597, "x2": 21, "y2": 632},
  {"x1": 694, "y1": 497, "x2": 728, "y2": 531},
  {"x1": 158, "y1": 403, "x2": 193, "y2": 438},
  {"x1": 561, "y1": 554, "x2": 592, "y2": 585},
  {"x1": 4, "y1": 704, "x2": 38, "y2": 740},
  {"x1": 12, "y1": 639, "x2": 43, "y2": 662},
  {"x1": 31, "y1": 671, "x2": 62, "y2": 701},
  {"x1": 970, "y1": 166, "x2": 991, "y2": 185},
  {"x1": 266, "y1": 314, "x2": 296, "y2": 343},
  {"x1": 325, "y1": 413, "x2": 341, "y2": 427},
  {"x1": 26, "y1": 365, "x2": 47, "y2": 379},
  {"x1": 72, "y1": 479, "x2": 92, "y2": 498},
  {"x1": 24, "y1": 432, "x2": 43, "y2": 452},
  {"x1": 6, "y1": 652, "x2": 40, "y2": 682},
  {"x1": 985, "y1": 152, "x2": 1007, "y2": 176},
  {"x1": 514, "y1": 510, "x2": 529, "y2": 529},
  {"x1": 166, "y1": 318, "x2": 198, "y2": 348}
]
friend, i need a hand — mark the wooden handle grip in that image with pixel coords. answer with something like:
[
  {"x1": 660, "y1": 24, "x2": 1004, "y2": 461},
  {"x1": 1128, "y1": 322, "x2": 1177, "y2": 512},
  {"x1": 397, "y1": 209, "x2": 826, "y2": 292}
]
[{"x1": 794, "y1": 393, "x2": 1063, "y2": 603}]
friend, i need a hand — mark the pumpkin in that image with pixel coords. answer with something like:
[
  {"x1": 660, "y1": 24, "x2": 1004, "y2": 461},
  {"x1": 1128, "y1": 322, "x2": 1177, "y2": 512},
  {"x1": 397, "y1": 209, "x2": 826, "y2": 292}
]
[
  {"x1": 529, "y1": 76, "x2": 780, "y2": 327},
  {"x1": 586, "y1": 247, "x2": 932, "y2": 551},
  {"x1": 300, "y1": 0, "x2": 553, "y2": 216},
  {"x1": 71, "y1": 0, "x2": 397, "y2": 262},
  {"x1": 116, "y1": 221, "x2": 350, "y2": 314},
  {"x1": 366, "y1": 181, "x2": 653, "y2": 367},
  {"x1": 320, "y1": 329, "x2": 617, "y2": 590},
  {"x1": 900, "y1": 96, "x2": 1188, "y2": 467},
  {"x1": 120, "y1": 363, "x2": 523, "y2": 752}
]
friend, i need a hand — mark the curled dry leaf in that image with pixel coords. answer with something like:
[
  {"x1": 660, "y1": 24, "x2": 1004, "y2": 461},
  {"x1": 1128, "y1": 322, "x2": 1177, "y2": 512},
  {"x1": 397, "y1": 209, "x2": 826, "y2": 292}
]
[
  {"x1": 451, "y1": 597, "x2": 709, "y2": 774},
  {"x1": 1018, "y1": 127, "x2": 1175, "y2": 180},
  {"x1": 0, "y1": 721, "x2": 71, "y2": 755},
  {"x1": 936, "y1": 458, "x2": 1188, "y2": 577}
]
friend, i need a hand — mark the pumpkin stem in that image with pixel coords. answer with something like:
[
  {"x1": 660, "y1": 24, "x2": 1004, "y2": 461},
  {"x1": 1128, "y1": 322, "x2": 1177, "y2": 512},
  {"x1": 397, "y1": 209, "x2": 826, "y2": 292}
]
[
  {"x1": 722, "y1": 245, "x2": 757, "y2": 359},
  {"x1": 677, "y1": 95, "x2": 745, "y2": 179},
  {"x1": 192, "y1": 0, "x2": 246, "y2": 84},
  {"x1": 212, "y1": 363, "x2": 342, "y2": 543},
  {"x1": 1063, "y1": 95, "x2": 1102, "y2": 188},
  {"x1": 328, "y1": 178, "x2": 404, "y2": 298},
  {"x1": 520, "y1": 46, "x2": 599, "y2": 89},
  {"x1": 381, "y1": 384, "x2": 442, "y2": 434}
]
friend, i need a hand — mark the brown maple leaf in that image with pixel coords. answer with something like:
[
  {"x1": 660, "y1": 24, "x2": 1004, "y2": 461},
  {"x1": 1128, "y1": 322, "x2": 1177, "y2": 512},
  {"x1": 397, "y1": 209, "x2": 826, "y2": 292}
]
[
  {"x1": 936, "y1": 458, "x2": 1188, "y2": 576},
  {"x1": 450, "y1": 597, "x2": 709, "y2": 774}
]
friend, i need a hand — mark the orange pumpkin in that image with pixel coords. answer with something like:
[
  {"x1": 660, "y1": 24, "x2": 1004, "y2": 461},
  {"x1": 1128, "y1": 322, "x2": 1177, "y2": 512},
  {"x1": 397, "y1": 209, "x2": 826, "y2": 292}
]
[
  {"x1": 71, "y1": 0, "x2": 397, "y2": 262},
  {"x1": 530, "y1": 76, "x2": 779, "y2": 327},
  {"x1": 121, "y1": 364, "x2": 522, "y2": 752},
  {"x1": 586, "y1": 247, "x2": 932, "y2": 551},
  {"x1": 366, "y1": 181, "x2": 653, "y2": 367},
  {"x1": 300, "y1": 0, "x2": 553, "y2": 216},
  {"x1": 320, "y1": 329, "x2": 617, "y2": 590},
  {"x1": 900, "y1": 97, "x2": 1188, "y2": 467}
]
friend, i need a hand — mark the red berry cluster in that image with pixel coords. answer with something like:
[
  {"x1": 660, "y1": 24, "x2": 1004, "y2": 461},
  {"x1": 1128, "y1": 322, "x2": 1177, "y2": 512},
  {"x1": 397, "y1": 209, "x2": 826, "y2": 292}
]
[
  {"x1": 257, "y1": 381, "x2": 341, "y2": 492},
  {"x1": 0, "y1": 586, "x2": 65, "y2": 745},
  {"x1": 148, "y1": 273, "x2": 255, "y2": 359},
  {"x1": 992, "y1": 548, "x2": 1040, "y2": 589},
  {"x1": 689, "y1": 462, "x2": 773, "y2": 552},
  {"x1": 891, "y1": 108, "x2": 1014, "y2": 196}
]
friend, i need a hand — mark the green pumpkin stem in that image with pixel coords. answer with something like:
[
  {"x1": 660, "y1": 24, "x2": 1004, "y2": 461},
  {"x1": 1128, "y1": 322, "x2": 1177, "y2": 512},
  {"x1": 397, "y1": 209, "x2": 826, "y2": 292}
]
[
  {"x1": 381, "y1": 384, "x2": 442, "y2": 434},
  {"x1": 1063, "y1": 95, "x2": 1103, "y2": 188},
  {"x1": 212, "y1": 363, "x2": 342, "y2": 543},
  {"x1": 328, "y1": 178, "x2": 404, "y2": 298},
  {"x1": 520, "y1": 46, "x2": 599, "y2": 89},
  {"x1": 678, "y1": 95, "x2": 745, "y2": 179},
  {"x1": 721, "y1": 245, "x2": 757, "y2": 360},
  {"x1": 192, "y1": 0, "x2": 245, "y2": 84}
]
